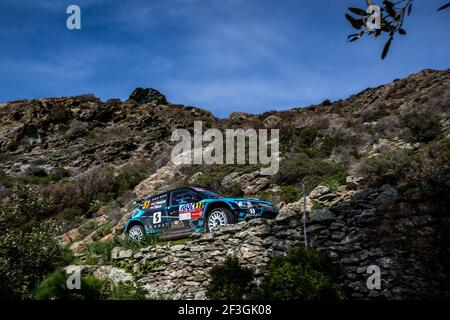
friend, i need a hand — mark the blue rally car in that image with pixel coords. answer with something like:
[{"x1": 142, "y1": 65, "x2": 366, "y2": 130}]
[{"x1": 125, "y1": 187, "x2": 279, "y2": 240}]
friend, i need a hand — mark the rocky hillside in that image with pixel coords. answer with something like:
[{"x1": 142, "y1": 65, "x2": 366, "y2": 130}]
[
  {"x1": 0, "y1": 68, "x2": 449, "y2": 299},
  {"x1": 79, "y1": 183, "x2": 447, "y2": 299}
]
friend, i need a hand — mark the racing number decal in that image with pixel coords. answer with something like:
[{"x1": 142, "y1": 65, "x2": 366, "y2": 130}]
[
  {"x1": 142, "y1": 200, "x2": 151, "y2": 209},
  {"x1": 153, "y1": 212, "x2": 162, "y2": 224}
]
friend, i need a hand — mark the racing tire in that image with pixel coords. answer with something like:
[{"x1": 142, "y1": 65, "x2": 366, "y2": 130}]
[
  {"x1": 128, "y1": 224, "x2": 145, "y2": 241},
  {"x1": 206, "y1": 208, "x2": 235, "y2": 232}
]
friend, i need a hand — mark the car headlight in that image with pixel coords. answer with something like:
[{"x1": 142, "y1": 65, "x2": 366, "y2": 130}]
[{"x1": 235, "y1": 201, "x2": 253, "y2": 208}]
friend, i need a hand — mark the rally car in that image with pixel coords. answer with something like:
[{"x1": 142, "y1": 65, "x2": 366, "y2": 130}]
[{"x1": 125, "y1": 186, "x2": 279, "y2": 240}]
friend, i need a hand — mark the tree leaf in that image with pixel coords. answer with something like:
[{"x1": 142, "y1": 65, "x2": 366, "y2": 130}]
[
  {"x1": 407, "y1": 2, "x2": 413, "y2": 15},
  {"x1": 383, "y1": 0, "x2": 394, "y2": 8},
  {"x1": 381, "y1": 37, "x2": 393, "y2": 60},
  {"x1": 437, "y1": 2, "x2": 450, "y2": 11},
  {"x1": 345, "y1": 14, "x2": 364, "y2": 30},
  {"x1": 347, "y1": 31, "x2": 365, "y2": 42},
  {"x1": 398, "y1": 28, "x2": 407, "y2": 35},
  {"x1": 348, "y1": 7, "x2": 368, "y2": 16}
]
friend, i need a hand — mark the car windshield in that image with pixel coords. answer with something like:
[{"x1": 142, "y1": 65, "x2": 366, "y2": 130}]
[{"x1": 193, "y1": 188, "x2": 224, "y2": 199}]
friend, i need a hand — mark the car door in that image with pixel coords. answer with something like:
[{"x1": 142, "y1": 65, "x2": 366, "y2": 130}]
[
  {"x1": 166, "y1": 189, "x2": 200, "y2": 235},
  {"x1": 141, "y1": 192, "x2": 169, "y2": 233}
]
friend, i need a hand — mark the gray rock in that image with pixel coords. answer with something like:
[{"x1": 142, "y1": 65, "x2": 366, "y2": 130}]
[
  {"x1": 346, "y1": 176, "x2": 364, "y2": 189},
  {"x1": 309, "y1": 208, "x2": 336, "y2": 223},
  {"x1": 375, "y1": 184, "x2": 398, "y2": 204},
  {"x1": 309, "y1": 185, "x2": 331, "y2": 199},
  {"x1": 188, "y1": 172, "x2": 204, "y2": 184},
  {"x1": 92, "y1": 266, "x2": 134, "y2": 286},
  {"x1": 119, "y1": 249, "x2": 133, "y2": 259}
]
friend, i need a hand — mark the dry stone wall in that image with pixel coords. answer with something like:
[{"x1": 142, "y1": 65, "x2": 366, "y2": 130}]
[{"x1": 106, "y1": 184, "x2": 449, "y2": 300}]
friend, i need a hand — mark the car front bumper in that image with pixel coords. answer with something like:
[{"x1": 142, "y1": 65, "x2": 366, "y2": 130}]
[{"x1": 236, "y1": 204, "x2": 279, "y2": 220}]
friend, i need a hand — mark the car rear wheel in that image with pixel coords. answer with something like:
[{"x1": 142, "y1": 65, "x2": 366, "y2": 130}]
[
  {"x1": 206, "y1": 208, "x2": 234, "y2": 232},
  {"x1": 128, "y1": 224, "x2": 145, "y2": 241}
]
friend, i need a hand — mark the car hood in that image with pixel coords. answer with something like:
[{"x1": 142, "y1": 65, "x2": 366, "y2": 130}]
[{"x1": 214, "y1": 197, "x2": 275, "y2": 206}]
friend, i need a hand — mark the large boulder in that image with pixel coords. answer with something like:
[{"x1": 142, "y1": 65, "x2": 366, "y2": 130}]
[{"x1": 129, "y1": 88, "x2": 167, "y2": 105}]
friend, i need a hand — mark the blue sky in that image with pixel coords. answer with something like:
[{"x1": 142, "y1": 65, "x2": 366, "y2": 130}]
[{"x1": 0, "y1": 0, "x2": 448, "y2": 118}]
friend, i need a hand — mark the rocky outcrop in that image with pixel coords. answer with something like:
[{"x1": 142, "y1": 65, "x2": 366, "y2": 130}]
[
  {"x1": 128, "y1": 88, "x2": 167, "y2": 106},
  {"x1": 0, "y1": 93, "x2": 216, "y2": 174},
  {"x1": 221, "y1": 171, "x2": 270, "y2": 196}
]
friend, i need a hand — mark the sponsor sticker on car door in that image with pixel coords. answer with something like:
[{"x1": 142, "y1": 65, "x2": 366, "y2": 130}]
[{"x1": 179, "y1": 201, "x2": 204, "y2": 221}]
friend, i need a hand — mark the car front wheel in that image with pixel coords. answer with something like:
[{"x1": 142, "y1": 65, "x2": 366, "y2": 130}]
[
  {"x1": 206, "y1": 208, "x2": 234, "y2": 232},
  {"x1": 128, "y1": 224, "x2": 145, "y2": 241}
]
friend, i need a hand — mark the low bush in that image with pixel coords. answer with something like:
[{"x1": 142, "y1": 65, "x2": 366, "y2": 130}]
[
  {"x1": 33, "y1": 267, "x2": 147, "y2": 300},
  {"x1": 33, "y1": 269, "x2": 107, "y2": 300},
  {"x1": 206, "y1": 257, "x2": 255, "y2": 300},
  {"x1": 253, "y1": 246, "x2": 346, "y2": 300},
  {"x1": 23, "y1": 168, "x2": 70, "y2": 185},
  {"x1": 359, "y1": 148, "x2": 420, "y2": 186},
  {"x1": 108, "y1": 283, "x2": 147, "y2": 300},
  {"x1": 41, "y1": 181, "x2": 87, "y2": 217},
  {"x1": 0, "y1": 184, "x2": 55, "y2": 229},
  {"x1": 0, "y1": 220, "x2": 73, "y2": 299},
  {"x1": 73, "y1": 166, "x2": 115, "y2": 203},
  {"x1": 276, "y1": 153, "x2": 347, "y2": 193},
  {"x1": 207, "y1": 247, "x2": 346, "y2": 300},
  {"x1": 421, "y1": 138, "x2": 450, "y2": 177},
  {"x1": 112, "y1": 162, "x2": 148, "y2": 198},
  {"x1": 401, "y1": 111, "x2": 442, "y2": 142},
  {"x1": 320, "y1": 170, "x2": 347, "y2": 192},
  {"x1": 258, "y1": 185, "x2": 299, "y2": 204},
  {"x1": 0, "y1": 170, "x2": 15, "y2": 189}
]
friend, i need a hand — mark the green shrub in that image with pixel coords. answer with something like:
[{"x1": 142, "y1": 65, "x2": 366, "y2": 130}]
[
  {"x1": 0, "y1": 184, "x2": 55, "y2": 230},
  {"x1": 108, "y1": 284, "x2": 147, "y2": 300},
  {"x1": 207, "y1": 248, "x2": 346, "y2": 300},
  {"x1": 112, "y1": 163, "x2": 147, "y2": 198},
  {"x1": 422, "y1": 138, "x2": 450, "y2": 176},
  {"x1": 77, "y1": 220, "x2": 98, "y2": 240},
  {"x1": 21, "y1": 166, "x2": 71, "y2": 185},
  {"x1": 190, "y1": 174, "x2": 218, "y2": 189},
  {"x1": 258, "y1": 185, "x2": 299, "y2": 204},
  {"x1": 359, "y1": 148, "x2": 420, "y2": 186},
  {"x1": 320, "y1": 170, "x2": 347, "y2": 192},
  {"x1": 0, "y1": 220, "x2": 73, "y2": 299},
  {"x1": 279, "y1": 186, "x2": 299, "y2": 203},
  {"x1": 0, "y1": 170, "x2": 16, "y2": 192},
  {"x1": 85, "y1": 240, "x2": 112, "y2": 263},
  {"x1": 40, "y1": 181, "x2": 88, "y2": 220},
  {"x1": 253, "y1": 246, "x2": 346, "y2": 300},
  {"x1": 401, "y1": 111, "x2": 442, "y2": 142},
  {"x1": 33, "y1": 269, "x2": 107, "y2": 300},
  {"x1": 111, "y1": 234, "x2": 160, "y2": 251},
  {"x1": 137, "y1": 259, "x2": 162, "y2": 275},
  {"x1": 277, "y1": 153, "x2": 347, "y2": 193},
  {"x1": 73, "y1": 166, "x2": 115, "y2": 203},
  {"x1": 33, "y1": 268, "x2": 147, "y2": 300},
  {"x1": 206, "y1": 257, "x2": 255, "y2": 300}
]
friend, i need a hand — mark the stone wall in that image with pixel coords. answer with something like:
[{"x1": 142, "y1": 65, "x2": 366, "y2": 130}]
[{"x1": 107, "y1": 184, "x2": 449, "y2": 300}]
